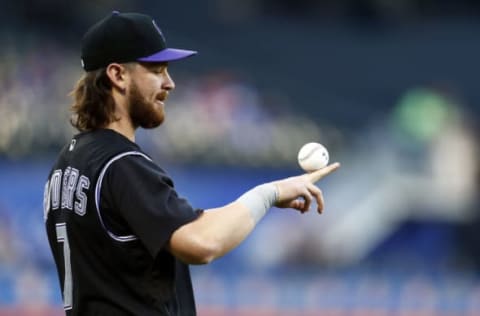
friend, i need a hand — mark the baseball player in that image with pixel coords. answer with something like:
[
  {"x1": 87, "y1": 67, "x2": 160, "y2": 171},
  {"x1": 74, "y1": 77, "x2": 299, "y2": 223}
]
[{"x1": 43, "y1": 11, "x2": 340, "y2": 316}]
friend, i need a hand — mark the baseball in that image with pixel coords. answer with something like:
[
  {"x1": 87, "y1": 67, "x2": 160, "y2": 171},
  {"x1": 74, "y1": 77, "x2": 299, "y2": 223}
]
[{"x1": 297, "y1": 142, "x2": 329, "y2": 172}]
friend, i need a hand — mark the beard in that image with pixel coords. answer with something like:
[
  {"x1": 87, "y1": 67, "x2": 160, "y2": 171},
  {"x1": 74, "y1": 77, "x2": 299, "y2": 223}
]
[{"x1": 127, "y1": 82, "x2": 165, "y2": 129}]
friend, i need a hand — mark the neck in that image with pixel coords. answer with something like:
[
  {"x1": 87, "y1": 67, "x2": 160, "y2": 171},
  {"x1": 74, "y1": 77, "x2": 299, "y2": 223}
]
[
  {"x1": 105, "y1": 120, "x2": 136, "y2": 142},
  {"x1": 106, "y1": 90, "x2": 136, "y2": 142}
]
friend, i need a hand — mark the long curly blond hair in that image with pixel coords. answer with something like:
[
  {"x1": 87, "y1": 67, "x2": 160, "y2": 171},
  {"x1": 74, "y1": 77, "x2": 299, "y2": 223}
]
[{"x1": 69, "y1": 68, "x2": 118, "y2": 131}]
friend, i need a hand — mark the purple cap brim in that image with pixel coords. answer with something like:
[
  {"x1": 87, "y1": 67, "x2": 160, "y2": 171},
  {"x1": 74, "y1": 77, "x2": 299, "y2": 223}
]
[{"x1": 137, "y1": 48, "x2": 197, "y2": 63}]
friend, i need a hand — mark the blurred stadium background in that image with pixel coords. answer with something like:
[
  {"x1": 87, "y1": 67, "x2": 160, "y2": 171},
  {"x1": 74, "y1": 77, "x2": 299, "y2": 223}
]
[{"x1": 1, "y1": 0, "x2": 480, "y2": 315}]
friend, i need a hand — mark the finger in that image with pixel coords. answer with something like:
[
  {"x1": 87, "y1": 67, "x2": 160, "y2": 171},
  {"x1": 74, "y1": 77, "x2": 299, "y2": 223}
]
[
  {"x1": 307, "y1": 162, "x2": 341, "y2": 183},
  {"x1": 289, "y1": 200, "x2": 307, "y2": 213},
  {"x1": 307, "y1": 183, "x2": 324, "y2": 213},
  {"x1": 289, "y1": 197, "x2": 310, "y2": 213},
  {"x1": 301, "y1": 191, "x2": 313, "y2": 213}
]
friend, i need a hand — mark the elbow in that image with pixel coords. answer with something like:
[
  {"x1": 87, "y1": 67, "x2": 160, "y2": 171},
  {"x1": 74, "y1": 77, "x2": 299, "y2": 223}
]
[
  {"x1": 170, "y1": 235, "x2": 222, "y2": 265},
  {"x1": 189, "y1": 238, "x2": 221, "y2": 265},
  {"x1": 191, "y1": 256, "x2": 214, "y2": 265},
  {"x1": 168, "y1": 221, "x2": 226, "y2": 265}
]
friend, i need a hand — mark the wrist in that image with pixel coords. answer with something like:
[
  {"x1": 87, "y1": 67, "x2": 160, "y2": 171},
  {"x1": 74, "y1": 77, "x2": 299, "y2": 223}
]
[{"x1": 236, "y1": 183, "x2": 278, "y2": 224}]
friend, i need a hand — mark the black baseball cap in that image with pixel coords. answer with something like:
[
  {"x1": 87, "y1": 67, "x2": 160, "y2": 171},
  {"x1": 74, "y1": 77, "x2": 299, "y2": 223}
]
[{"x1": 81, "y1": 11, "x2": 197, "y2": 71}]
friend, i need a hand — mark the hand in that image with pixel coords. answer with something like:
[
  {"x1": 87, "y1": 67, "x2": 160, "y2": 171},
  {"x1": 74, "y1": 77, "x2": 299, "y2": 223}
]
[{"x1": 273, "y1": 162, "x2": 341, "y2": 214}]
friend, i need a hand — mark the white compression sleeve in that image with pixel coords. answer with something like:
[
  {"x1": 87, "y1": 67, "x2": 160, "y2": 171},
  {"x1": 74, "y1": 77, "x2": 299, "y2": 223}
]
[{"x1": 236, "y1": 183, "x2": 278, "y2": 224}]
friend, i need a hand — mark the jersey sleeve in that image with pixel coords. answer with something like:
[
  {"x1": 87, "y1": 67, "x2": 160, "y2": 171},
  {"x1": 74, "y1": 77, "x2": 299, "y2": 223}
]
[{"x1": 100, "y1": 154, "x2": 200, "y2": 257}]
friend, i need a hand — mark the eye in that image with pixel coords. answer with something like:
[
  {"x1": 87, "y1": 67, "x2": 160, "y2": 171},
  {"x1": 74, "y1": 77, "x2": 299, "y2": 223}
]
[{"x1": 152, "y1": 67, "x2": 166, "y2": 74}]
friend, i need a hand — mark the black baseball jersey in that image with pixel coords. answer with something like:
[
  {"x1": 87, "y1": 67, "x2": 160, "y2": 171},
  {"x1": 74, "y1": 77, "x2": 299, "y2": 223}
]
[{"x1": 44, "y1": 129, "x2": 200, "y2": 316}]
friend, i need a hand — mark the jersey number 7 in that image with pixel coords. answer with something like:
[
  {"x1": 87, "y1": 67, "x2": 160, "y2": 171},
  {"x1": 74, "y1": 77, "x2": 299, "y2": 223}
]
[{"x1": 56, "y1": 223, "x2": 73, "y2": 310}]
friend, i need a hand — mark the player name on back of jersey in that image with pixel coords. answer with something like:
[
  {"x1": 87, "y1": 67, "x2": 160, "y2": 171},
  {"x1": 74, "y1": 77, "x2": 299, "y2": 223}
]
[{"x1": 43, "y1": 166, "x2": 91, "y2": 220}]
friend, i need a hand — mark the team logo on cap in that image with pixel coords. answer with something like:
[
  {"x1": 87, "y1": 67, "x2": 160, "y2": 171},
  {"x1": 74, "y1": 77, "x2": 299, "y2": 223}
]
[{"x1": 152, "y1": 20, "x2": 166, "y2": 42}]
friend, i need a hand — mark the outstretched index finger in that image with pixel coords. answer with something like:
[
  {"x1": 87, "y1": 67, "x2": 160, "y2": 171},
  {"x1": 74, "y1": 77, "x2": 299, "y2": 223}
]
[{"x1": 307, "y1": 162, "x2": 341, "y2": 183}]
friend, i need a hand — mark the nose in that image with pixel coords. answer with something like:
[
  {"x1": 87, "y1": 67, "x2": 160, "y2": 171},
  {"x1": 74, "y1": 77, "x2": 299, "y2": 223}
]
[{"x1": 163, "y1": 69, "x2": 175, "y2": 91}]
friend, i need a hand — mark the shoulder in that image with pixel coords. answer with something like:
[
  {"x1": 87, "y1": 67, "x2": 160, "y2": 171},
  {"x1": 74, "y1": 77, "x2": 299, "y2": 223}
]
[
  {"x1": 101, "y1": 154, "x2": 181, "y2": 200},
  {"x1": 80, "y1": 129, "x2": 140, "y2": 151},
  {"x1": 106, "y1": 153, "x2": 168, "y2": 179},
  {"x1": 75, "y1": 129, "x2": 148, "y2": 168}
]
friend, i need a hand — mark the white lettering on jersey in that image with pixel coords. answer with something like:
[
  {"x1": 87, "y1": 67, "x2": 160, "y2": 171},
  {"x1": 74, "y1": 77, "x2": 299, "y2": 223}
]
[
  {"x1": 61, "y1": 167, "x2": 72, "y2": 209},
  {"x1": 51, "y1": 170, "x2": 63, "y2": 210},
  {"x1": 43, "y1": 180, "x2": 50, "y2": 221},
  {"x1": 74, "y1": 175, "x2": 90, "y2": 216},
  {"x1": 45, "y1": 167, "x2": 90, "y2": 218},
  {"x1": 62, "y1": 167, "x2": 80, "y2": 210}
]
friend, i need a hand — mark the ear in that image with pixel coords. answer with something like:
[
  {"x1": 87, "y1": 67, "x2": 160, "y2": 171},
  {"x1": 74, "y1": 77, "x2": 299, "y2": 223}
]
[{"x1": 105, "y1": 63, "x2": 130, "y2": 92}]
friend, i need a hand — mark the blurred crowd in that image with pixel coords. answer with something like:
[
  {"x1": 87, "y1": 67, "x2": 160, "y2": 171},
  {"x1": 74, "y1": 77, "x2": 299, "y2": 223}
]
[{"x1": 0, "y1": 39, "x2": 333, "y2": 164}]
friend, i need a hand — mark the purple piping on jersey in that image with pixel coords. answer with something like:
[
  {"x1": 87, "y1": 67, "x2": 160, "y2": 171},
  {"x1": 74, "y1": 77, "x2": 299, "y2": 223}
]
[{"x1": 95, "y1": 151, "x2": 152, "y2": 242}]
